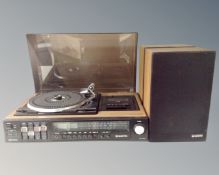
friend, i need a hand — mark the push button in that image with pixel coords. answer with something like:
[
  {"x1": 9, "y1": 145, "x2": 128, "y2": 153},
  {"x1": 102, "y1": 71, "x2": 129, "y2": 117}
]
[
  {"x1": 35, "y1": 132, "x2": 41, "y2": 140},
  {"x1": 22, "y1": 132, "x2": 28, "y2": 140},
  {"x1": 67, "y1": 135, "x2": 72, "y2": 140},
  {"x1": 87, "y1": 134, "x2": 92, "y2": 139},
  {"x1": 21, "y1": 126, "x2": 28, "y2": 133},
  {"x1": 77, "y1": 135, "x2": 82, "y2": 139},
  {"x1": 20, "y1": 123, "x2": 28, "y2": 140},
  {"x1": 41, "y1": 125, "x2": 47, "y2": 132},
  {"x1": 62, "y1": 135, "x2": 67, "y2": 139},
  {"x1": 72, "y1": 135, "x2": 77, "y2": 140},
  {"x1": 28, "y1": 130, "x2": 35, "y2": 140},
  {"x1": 41, "y1": 132, "x2": 47, "y2": 140},
  {"x1": 82, "y1": 135, "x2": 87, "y2": 139},
  {"x1": 34, "y1": 126, "x2": 41, "y2": 132},
  {"x1": 40, "y1": 123, "x2": 47, "y2": 140}
]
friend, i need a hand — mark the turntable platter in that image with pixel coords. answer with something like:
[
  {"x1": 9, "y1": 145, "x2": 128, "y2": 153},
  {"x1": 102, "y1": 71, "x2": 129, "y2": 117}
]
[{"x1": 27, "y1": 91, "x2": 86, "y2": 113}]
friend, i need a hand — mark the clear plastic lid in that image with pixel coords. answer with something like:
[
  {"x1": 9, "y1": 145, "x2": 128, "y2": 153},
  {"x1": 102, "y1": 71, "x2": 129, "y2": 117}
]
[{"x1": 27, "y1": 33, "x2": 137, "y2": 93}]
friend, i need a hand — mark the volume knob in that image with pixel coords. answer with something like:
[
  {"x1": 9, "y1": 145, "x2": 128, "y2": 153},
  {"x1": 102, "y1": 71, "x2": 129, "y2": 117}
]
[{"x1": 134, "y1": 124, "x2": 145, "y2": 135}]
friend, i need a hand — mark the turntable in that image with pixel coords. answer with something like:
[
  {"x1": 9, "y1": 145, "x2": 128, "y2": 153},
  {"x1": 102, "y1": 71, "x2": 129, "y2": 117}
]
[
  {"x1": 17, "y1": 83, "x2": 99, "y2": 115},
  {"x1": 4, "y1": 33, "x2": 148, "y2": 142}
]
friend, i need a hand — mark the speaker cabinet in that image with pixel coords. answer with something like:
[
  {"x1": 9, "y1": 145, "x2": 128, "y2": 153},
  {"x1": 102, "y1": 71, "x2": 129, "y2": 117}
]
[{"x1": 139, "y1": 46, "x2": 215, "y2": 142}]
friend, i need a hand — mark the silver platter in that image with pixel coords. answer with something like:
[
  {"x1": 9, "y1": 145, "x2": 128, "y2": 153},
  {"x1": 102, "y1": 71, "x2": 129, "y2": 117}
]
[{"x1": 27, "y1": 91, "x2": 87, "y2": 113}]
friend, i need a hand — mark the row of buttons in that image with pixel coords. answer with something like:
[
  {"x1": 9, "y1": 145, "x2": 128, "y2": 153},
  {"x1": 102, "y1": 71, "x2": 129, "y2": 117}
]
[
  {"x1": 53, "y1": 133, "x2": 111, "y2": 140},
  {"x1": 21, "y1": 122, "x2": 47, "y2": 141}
]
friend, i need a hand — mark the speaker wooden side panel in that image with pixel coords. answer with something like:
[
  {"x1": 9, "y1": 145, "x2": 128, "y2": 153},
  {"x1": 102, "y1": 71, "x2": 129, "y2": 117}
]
[
  {"x1": 143, "y1": 50, "x2": 153, "y2": 116},
  {"x1": 139, "y1": 46, "x2": 146, "y2": 101},
  {"x1": 148, "y1": 50, "x2": 215, "y2": 142}
]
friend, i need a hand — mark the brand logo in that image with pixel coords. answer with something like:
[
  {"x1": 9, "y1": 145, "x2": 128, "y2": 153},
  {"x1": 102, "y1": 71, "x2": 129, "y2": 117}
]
[
  {"x1": 191, "y1": 134, "x2": 204, "y2": 138},
  {"x1": 115, "y1": 134, "x2": 128, "y2": 138}
]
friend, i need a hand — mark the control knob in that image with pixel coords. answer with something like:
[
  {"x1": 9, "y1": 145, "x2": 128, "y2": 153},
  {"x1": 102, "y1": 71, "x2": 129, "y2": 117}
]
[{"x1": 134, "y1": 123, "x2": 145, "y2": 135}]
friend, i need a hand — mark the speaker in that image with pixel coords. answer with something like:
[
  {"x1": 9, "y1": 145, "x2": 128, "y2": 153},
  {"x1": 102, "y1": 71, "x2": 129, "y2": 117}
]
[{"x1": 139, "y1": 46, "x2": 215, "y2": 142}]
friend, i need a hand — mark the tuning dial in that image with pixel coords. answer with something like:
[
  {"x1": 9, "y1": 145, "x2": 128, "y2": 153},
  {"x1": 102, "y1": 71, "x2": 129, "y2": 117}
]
[{"x1": 134, "y1": 124, "x2": 145, "y2": 135}]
